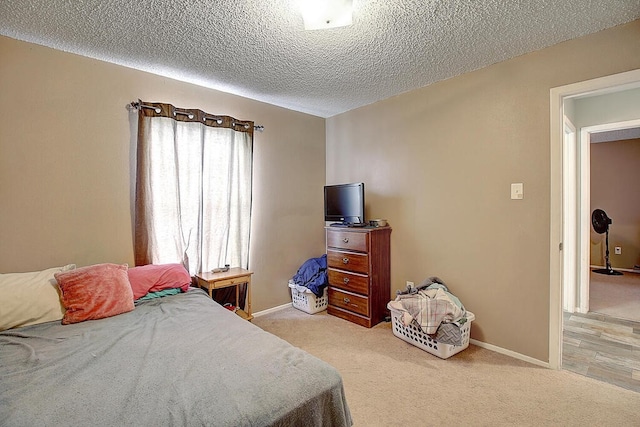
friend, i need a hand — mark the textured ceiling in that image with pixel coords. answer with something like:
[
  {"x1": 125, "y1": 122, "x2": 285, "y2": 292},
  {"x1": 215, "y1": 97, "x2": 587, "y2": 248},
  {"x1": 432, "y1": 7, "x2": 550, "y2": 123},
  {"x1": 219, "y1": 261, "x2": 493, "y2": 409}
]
[{"x1": 1, "y1": 1, "x2": 640, "y2": 117}]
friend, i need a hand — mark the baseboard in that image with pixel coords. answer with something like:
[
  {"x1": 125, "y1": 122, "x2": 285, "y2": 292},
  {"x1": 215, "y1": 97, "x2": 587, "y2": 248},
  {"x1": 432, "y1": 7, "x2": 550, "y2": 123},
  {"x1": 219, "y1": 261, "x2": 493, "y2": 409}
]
[
  {"x1": 469, "y1": 339, "x2": 550, "y2": 368},
  {"x1": 253, "y1": 303, "x2": 292, "y2": 318}
]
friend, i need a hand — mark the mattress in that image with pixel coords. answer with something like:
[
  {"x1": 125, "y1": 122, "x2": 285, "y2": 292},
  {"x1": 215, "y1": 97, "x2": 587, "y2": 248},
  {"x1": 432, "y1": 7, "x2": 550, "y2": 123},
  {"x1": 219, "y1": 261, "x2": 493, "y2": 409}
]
[{"x1": 0, "y1": 288, "x2": 352, "y2": 426}]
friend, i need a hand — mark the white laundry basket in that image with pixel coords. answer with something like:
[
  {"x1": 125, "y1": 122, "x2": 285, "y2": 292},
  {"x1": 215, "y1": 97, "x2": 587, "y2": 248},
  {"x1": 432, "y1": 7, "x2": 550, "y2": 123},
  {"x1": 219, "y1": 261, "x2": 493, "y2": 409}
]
[
  {"x1": 289, "y1": 281, "x2": 328, "y2": 314},
  {"x1": 388, "y1": 303, "x2": 474, "y2": 359}
]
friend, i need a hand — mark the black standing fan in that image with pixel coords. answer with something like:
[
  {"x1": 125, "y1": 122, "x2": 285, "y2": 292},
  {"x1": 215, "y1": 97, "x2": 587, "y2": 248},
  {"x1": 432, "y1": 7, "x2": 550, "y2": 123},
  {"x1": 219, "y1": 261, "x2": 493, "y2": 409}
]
[{"x1": 591, "y1": 209, "x2": 623, "y2": 276}]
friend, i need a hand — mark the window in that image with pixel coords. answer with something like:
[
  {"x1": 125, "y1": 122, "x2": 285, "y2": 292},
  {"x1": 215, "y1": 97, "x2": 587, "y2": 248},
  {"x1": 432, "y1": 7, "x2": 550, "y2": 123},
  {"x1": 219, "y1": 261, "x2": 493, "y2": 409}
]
[{"x1": 133, "y1": 101, "x2": 253, "y2": 275}]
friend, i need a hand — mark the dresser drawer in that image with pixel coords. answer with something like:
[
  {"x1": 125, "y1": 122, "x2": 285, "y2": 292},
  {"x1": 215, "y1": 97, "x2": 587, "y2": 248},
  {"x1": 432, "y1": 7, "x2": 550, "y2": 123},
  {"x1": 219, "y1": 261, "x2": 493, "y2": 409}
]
[
  {"x1": 328, "y1": 269, "x2": 369, "y2": 295},
  {"x1": 327, "y1": 230, "x2": 368, "y2": 252},
  {"x1": 327, "y1": 250, "x2": 369, "y2": 274},
  {"x1": 328, "y1": 288, "x2": 369, "y2": 317}
]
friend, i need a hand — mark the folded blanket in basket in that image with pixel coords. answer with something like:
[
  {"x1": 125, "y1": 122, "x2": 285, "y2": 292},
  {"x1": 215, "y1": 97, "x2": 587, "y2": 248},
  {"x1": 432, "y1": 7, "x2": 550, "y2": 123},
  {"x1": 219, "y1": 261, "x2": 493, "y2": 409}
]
[
  {"x1": 390, "y1": 277, "x2": 467, "y2": 346},
  {"x1": 288, "y1": 280, "x2": 314, "y2": 294},
  {"x1": 434, "y1": 319, "x2": 467, "y2": 346},
  {"x1": 397, "y1": 276, "x2": 465, "y2": 309},
  {"x1": 292, "y1": 254, "x2": 327, "y2": 297},
  {"x1": 391, "y1": 288, "x2": 465, "y2": 334}
]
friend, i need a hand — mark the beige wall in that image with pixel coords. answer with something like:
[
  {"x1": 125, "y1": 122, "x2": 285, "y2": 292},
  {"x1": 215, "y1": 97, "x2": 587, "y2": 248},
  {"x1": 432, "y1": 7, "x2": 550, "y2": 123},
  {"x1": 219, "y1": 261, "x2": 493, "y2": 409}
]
[
  {"x1": 590, "y1": 138, "x2": 640, "y2": 269},
  {"x1": 3, "y1": 19, "x2": 640, "y2": 362},
  {"x1": 327, "y1": 20, "x2": 640, "y2": 361},
  {"x1": 0, "y1": 36, "x2": 326, "y2": 312}
]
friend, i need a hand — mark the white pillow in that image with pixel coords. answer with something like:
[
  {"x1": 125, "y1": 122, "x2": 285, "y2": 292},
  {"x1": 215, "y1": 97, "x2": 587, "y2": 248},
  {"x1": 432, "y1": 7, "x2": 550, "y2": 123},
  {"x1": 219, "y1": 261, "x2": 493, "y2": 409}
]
[{"x1": 0, "y1": 264, "x2": 76, "y2": 331}]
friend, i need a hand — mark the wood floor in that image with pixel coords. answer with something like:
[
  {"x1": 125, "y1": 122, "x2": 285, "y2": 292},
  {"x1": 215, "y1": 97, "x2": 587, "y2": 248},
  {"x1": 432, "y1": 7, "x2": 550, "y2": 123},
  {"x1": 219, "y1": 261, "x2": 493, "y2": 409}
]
[{"x1": 563, "y1": 310, "x2": 640, "y2": 392}]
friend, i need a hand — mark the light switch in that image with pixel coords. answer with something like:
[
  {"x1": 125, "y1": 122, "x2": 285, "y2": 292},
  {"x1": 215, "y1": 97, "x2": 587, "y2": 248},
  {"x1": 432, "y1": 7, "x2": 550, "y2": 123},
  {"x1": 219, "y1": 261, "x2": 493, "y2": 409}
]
[{"x1": 511, "y1": 183, "x2": 524, "y2": 200}]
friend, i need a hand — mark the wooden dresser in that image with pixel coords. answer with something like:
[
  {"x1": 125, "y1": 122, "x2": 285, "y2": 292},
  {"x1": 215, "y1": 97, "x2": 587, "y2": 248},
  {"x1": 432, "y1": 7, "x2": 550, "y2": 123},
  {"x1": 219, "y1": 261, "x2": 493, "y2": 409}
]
[{"x1": 325, "y1": 226, "x2": 391, "y2": 328}]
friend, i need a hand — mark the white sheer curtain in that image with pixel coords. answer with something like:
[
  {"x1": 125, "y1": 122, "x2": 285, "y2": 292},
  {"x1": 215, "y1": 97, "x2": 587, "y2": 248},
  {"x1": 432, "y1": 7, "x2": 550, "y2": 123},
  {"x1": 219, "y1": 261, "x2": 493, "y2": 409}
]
[{"x1": 134, "y1": 102, "x2": 253, "y2": 275}]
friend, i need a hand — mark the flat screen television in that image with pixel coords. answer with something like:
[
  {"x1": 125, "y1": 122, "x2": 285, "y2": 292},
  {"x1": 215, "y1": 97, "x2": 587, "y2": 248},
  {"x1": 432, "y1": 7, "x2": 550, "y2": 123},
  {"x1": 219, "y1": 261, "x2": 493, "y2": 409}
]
[{"x1": 324, "y1": 182, "x2": 365, "y2": 226}]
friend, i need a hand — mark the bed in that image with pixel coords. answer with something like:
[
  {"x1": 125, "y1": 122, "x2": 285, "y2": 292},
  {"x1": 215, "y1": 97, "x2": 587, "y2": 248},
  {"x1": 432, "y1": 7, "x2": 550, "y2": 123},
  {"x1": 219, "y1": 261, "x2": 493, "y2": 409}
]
[{"x1": 0, "y1": 264, "x2": 352, "y2": 426}]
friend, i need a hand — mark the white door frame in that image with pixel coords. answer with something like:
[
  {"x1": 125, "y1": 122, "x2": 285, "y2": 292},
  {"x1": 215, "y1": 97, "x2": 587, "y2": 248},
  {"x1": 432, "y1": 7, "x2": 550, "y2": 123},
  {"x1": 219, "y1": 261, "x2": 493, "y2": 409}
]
[
  {"x1": 562, "y1": 117, "x2": 577, "y2": 313},
  {"x1": 549, "y1": 69, "x2": 640, "y2": 369},
  {"x1": 577, "y1": 118, "x2": 640, "y2": 314}
]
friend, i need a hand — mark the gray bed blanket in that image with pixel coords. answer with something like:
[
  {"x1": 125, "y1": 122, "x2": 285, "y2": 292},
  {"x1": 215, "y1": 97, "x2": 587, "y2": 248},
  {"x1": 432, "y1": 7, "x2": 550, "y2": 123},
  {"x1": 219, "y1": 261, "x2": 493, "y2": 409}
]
[{"x1": 0, "y1": 288, "x2": 352, "y2": 427}]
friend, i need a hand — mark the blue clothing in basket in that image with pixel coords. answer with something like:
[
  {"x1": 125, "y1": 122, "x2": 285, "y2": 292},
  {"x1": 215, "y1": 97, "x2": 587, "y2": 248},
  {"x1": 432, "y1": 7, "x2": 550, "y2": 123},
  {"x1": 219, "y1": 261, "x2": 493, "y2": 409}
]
[{"x1": 292, "y1": 254, "x2": 328, "y2": 297}]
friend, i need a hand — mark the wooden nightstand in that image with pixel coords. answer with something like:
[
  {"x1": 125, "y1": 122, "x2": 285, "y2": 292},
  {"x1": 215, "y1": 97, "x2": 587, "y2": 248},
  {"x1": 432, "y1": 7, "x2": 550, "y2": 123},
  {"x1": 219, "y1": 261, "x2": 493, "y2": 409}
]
[{"x1": 196, "y1": 268, "x2": 254, "y2": 321}]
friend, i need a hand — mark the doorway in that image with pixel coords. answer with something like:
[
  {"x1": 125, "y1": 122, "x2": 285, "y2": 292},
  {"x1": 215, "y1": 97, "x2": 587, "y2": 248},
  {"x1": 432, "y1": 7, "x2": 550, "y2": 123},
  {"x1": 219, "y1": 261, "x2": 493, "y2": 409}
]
[
  {"x1": 549, "y1": 69, "x2": 640, "y2": 369},
  {"x1": 563, "y1": 119, "x2": 640, "y2": 389},
  {"x1": 568, "y1": 118, "x2": 640, "y2": 315}
]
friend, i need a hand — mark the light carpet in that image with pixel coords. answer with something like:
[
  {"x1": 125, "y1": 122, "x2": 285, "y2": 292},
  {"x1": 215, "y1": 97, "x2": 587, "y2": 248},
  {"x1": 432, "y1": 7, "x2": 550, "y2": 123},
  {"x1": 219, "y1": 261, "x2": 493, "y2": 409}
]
[
  {"x1": 589, "y1": 270, "x2": 640, "y2": 322},
  {"x1": 253, "y1": 306, "x2": 640, "y2": 427}
]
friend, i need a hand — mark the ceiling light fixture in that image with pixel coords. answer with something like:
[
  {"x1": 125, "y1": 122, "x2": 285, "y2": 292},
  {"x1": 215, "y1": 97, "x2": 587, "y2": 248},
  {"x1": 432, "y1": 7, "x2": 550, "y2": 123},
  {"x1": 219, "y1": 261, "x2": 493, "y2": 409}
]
[{"x1": 299, "y1": 0, "x2": 353, "y2": 31}]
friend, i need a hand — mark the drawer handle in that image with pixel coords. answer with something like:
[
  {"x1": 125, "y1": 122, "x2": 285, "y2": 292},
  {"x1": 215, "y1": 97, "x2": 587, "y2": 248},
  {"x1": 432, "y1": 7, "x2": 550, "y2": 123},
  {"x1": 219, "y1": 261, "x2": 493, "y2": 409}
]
[
  {"x1": 342, "y1": 237, "x2": 349, "y2": 243},
  {"x1": 343, "y1": 297, "x2": 350, "y2": 304},
  {"x1": 342, "y1": 257, "x2": 349, "y2": 264},
  {"x1": 343, "y1": 277, "x2": 350, "y2": 284}
]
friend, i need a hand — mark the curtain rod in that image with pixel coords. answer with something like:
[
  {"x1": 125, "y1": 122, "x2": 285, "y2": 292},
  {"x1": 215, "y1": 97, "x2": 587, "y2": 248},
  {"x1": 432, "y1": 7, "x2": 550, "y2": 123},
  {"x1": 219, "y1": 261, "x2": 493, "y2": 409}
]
[{"x1": 131, "y1": 102, "x2": 264, "y2": 132}]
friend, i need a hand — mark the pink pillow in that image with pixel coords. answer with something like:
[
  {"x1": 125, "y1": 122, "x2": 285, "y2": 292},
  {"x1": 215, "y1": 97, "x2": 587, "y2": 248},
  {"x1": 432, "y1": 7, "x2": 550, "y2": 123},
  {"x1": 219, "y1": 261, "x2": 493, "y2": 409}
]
[
  {"x1": 55, "y1": 263, "x2": 134, "y2": 325},
  {"x1": 127, "y1": 263, "x2": 191, "y2": 300}
]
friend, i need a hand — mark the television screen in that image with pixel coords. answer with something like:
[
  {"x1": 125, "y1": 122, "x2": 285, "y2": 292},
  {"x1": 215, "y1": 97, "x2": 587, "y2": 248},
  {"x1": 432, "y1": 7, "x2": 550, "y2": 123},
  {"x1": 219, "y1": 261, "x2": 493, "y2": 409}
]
[{"x1": 324, "y1": 182, "x2": 365, "y2": 225}]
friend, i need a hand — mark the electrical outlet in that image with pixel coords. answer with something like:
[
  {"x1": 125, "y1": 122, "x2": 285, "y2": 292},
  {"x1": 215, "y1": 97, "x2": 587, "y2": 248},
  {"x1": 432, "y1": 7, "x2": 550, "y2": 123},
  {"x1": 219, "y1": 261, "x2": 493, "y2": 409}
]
[
  {"x1": 614, "y1": 246, "x2": 622, "y2": 255},
  {"x1": 406, "y1": 281, "x2": 414, "y2": 289}
]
